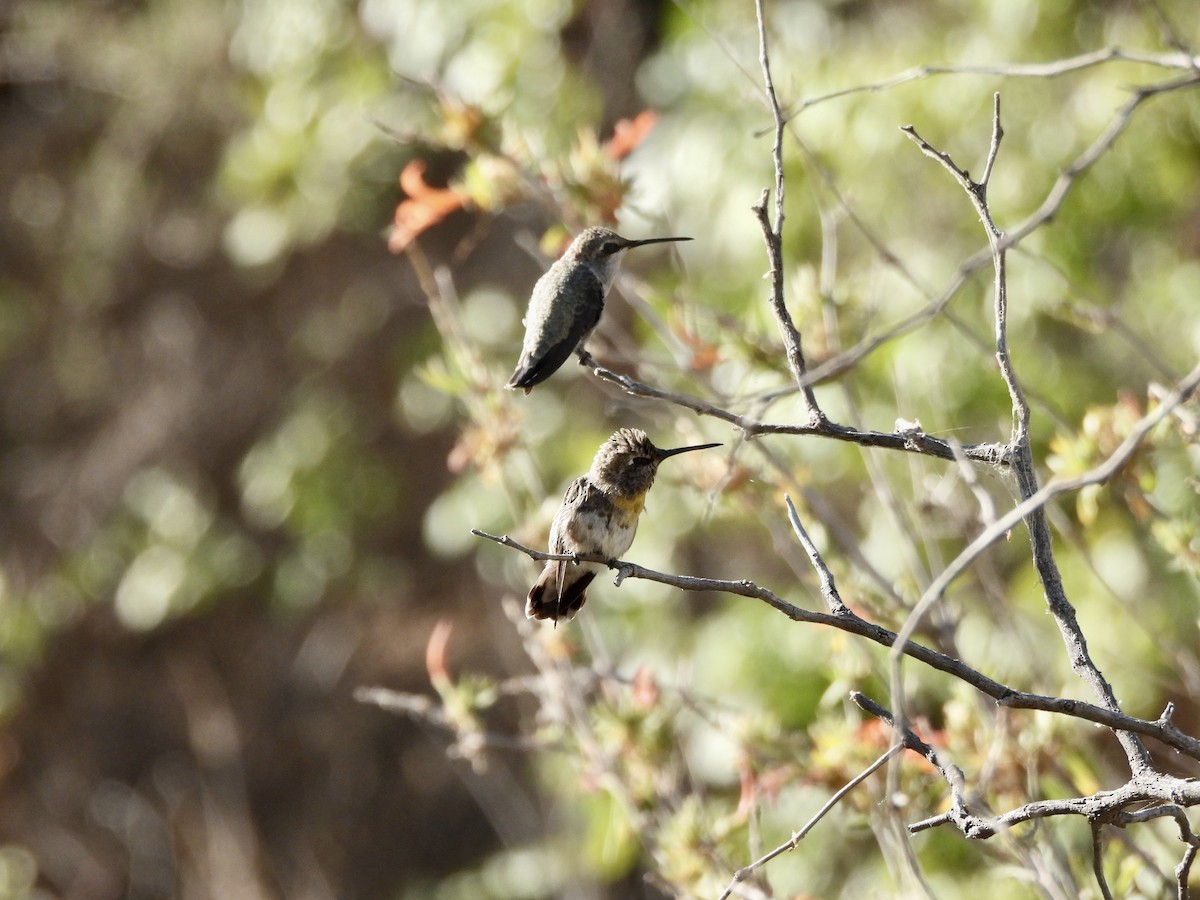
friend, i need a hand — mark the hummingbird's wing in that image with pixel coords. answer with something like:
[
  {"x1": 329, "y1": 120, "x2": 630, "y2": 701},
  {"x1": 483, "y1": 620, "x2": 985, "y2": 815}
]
[
  {"x1": 552, "y1": 477, "x2": 587, "y2": 600},
  {"x1": 526, "y1": 478, "x2": 597, "y2": 621},
  {"x1": 507, "y1": 264, "x2": 605, "y2": 392}
]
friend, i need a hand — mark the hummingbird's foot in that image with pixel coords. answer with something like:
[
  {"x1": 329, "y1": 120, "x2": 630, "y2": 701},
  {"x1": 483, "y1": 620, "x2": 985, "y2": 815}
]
[
  {"x1": 613, "y1": 561, "x2": 634, "y2": 586},
  {"x1": 575, "y1": 348, "x2": 595, "y2": 368}
]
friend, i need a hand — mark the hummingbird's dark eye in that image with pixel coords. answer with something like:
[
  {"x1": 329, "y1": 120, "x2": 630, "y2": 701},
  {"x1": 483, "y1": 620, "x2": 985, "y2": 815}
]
[
  {"x1": 632, "y1": 456, "x2": 651, "y2": 466},
  {"x1": 601, "y1": 241, "x2": 620, "y2": 255}
]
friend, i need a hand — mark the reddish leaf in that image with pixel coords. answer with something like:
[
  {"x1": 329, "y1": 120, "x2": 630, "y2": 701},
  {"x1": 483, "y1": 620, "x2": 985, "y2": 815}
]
[
  {"x1": 630, "y1": 665, "x2": 660, "y2": 710},
  {"x1": 446, "y1": 437, "x2": 473, "y2": 474},
  {"x1": 857, "y1": 718, "x2": 938, "y2": 773},
  {"x1": 388, "y1": 160, "x2": 468, "y2": 253},
  {"x1": 669, "y1": 313, "x2": 722, "y2": 372},
  {"x1": 425, "y1": 619, "x2": 454, "y2": 688},
  {"x1": 604, "y1": 109, "x2": 658, "y2": 161},
  {"x1": 755, "y1": 764, "x2": 795, "y2": 804},
  {"x1": 735, "y1": 754, "x2": 757, "y2": 819}
]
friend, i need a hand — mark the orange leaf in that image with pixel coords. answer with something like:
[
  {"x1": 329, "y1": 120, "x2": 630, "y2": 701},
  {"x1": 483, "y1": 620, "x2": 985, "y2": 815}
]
[
  {"x1": 689, "y1": 345, "x2": 720, "y2": 372},
  {"x1": 604, "y1": 109, "x2": 658, "y2": 161},
  {"x1": 631, "y1": 665, "x2": 660, "y2": 710},
  {"x1": 857, "y1": 718, "x2": 937, "y2": 773},
  {"x1": 425, "y1": 619, "x2": 454, "y2": 688},
  {"x1": 735, "y1": 754, "x2": 757, "y2": 819},
  {"x1": 388, "y1": 160, "x2": 468, "y2": 253},
  {"x1": 669, "y1": 314, "x2": 722, "y2": 372}
]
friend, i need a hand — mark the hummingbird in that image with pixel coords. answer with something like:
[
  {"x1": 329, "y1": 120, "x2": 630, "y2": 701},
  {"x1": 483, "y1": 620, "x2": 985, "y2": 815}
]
[
  {"x1": 506, "y1": 227, "x2": 691, "y2": 393},
  {"x1": 525, "y1": 427, "x2": 720, "y2": 622}
]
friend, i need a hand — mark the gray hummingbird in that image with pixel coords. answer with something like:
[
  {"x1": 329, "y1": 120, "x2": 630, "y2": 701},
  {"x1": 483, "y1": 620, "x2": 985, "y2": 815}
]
[
  {"x1": 506, "y1": 227, "x2": 691, "y2": 393},
  {"x1": 525, "y1": 427, "x2": 720, "y2": 622}
]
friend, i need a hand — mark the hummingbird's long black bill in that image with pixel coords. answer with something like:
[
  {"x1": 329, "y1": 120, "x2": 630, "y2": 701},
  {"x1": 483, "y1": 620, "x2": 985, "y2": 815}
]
[
  {"x1": 625, "y1": 236, "x2": 692, "y2": 249},
  {"x1": 656, "y1": 441, "x2": 721, "y2": 460}
]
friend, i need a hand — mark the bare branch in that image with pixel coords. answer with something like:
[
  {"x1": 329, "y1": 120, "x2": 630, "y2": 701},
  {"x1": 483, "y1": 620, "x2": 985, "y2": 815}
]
[
  {"x1": 1180, "y1": 846, "x2": 1198, "y2": 900},
  {"x1": 900, "y1": 359, "x2": 1200, "y2": 616},
  {"x1": 892, "y1": 94, "x2": 1197, "y2": 776},
  {"x1": 783, "y1": 494, "x2": 846, "y2": 616},
  {"x1": 910, "y1": 778, "x2": 1200, "y2": 841},
  {"x1": 850, "y1": 692, "x2": 968, "y2": 814},
  {"x1": 472, "y1": 529, "x2": 1200, "y2": 759},
  {"x1": 752, "y1": 0, "x2": 822, "y2": 422},
  {"x1": 763, "y1": 73, "x2": 1200, "y2": 396},
  {"x1": 717, "y1": 743, "x2": 902, "y2": 900},
  {"x1": 580, "y1": 354, "x2": 1012, "y2": 464},
  {"x1": 676, "y1": 2, "x2": 1200, "y2": 404},
  {"x1": 892, "y1": 357, "x2": 1200, "y2": 698},
  {"x1": 1111, "y1": 800, "x2": 1200, "y2": 899},
  {"x1": 1093, "y1": 823, "x2": 1115, "y2": 900},
  {"x1": 1004, "y1": 73, "x2": 1200, "y2": 249},
  {"x1": 856, "y1": 693, "x2": 1200, "y2": 855},
  {"x1": 353, "y1": 686, "x2": 549, "y2": 755},
  {"x1": 780, "y1": 48, "x2": 1198, "y2": 120}
]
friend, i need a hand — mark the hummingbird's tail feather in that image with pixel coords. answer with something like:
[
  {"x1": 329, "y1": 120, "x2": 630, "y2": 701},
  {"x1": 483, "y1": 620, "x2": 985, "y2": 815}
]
[
  {"x1": 506, "y1": 338, "x2": 578, "y2": 394},
  {"x1": 525, "y1": 562, "x2": 596, "y2": 621}
]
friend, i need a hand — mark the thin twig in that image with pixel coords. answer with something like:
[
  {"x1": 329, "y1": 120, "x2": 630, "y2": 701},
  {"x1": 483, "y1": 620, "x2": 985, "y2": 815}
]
[
  {"x1": 1092, "y1": 823, "x2": 1115, "y2": 900},
  {"x1": 1140, "y1": 0, "x2": 1197, "y2": 67},
  {"x1": 1113, "y1": 800, "x2": 1200, "y2": 900},
  {"x1": 581, "y1": 354, "x2": 1011, "y2": 464},
  {"x1": 777, "y1": 48, "x2": 1197, "y2": 123},
  {"x1": 761, "y1": 72, "x2": 1200, "y2": 397},
  {"x1": 899, "y1": 358, "x2": 1200, "y2": 612},
  {"x1": 1180, "y1": 846, "x2": 1198, "y2": 900},
  {"x1": 752, "y1": 0, "x2": 822, "y2": 422},
  {"x1": 716, "y1": 743, "x2": 902, "y2": 900},
  {"x1": 353, "y1": 686, "x2": 550, "y2": 754},
  {"x1": 675, "y1": 0, "x2": 1200, "y2": 404},
  {"x1": 850, "y1": 693, "x2": 967, "y2": 811},
  {"x1": 783, "y1": 495, "x2": 847, "y2": 615}
]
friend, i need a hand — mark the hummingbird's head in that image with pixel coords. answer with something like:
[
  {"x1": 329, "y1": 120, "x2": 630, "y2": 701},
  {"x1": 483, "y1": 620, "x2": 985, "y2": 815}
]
[
  {"x1": 589, "y1": 428, "x2": 720, "y2": 498},
  {"x1": 567, "y1": 227, "x2": 692, "y2": 293}
]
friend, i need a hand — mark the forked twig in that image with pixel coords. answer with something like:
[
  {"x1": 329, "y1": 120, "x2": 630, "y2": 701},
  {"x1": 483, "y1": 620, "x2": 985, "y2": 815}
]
[{"x1": 894, "y1": 94, "x2": 1162, "y2": 776}]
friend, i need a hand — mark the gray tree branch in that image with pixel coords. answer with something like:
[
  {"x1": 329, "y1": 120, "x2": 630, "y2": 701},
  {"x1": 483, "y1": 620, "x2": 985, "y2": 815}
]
[{"x1": 470, "y1": 529, "x2": 1200, "y2": 760}]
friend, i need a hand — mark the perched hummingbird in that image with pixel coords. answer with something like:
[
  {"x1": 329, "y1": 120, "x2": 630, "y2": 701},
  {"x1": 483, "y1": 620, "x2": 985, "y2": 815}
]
[
  {"x1": 506, "y1": 227, "x2": 691, "y2": 393},
  {"x1": 525, "y1": 427, "x2": 720, "y2": 622}
]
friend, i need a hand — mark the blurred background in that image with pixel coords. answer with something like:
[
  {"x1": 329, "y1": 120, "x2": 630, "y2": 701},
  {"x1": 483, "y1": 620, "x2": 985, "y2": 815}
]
[{"x1": 1, "y1": 0, "x2": 1199, "y2": 898}]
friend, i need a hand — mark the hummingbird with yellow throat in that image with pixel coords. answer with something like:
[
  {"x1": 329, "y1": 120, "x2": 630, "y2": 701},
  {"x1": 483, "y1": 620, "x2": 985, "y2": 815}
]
[
  {"x1": 506, "y1": 227, "x2": 691, "y2": 393},
  {"x1": 526, "y1": 428, "x2": 720, "y2": 622}
]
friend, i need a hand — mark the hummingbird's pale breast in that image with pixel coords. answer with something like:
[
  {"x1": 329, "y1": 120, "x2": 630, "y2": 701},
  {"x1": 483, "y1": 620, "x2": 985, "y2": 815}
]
[
  {"x1": 523, "y1": 428, "x2": 719, "y2": 622},
  {"x1": 560, "y1": 485, "x2": 644, "y2": 561}
]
